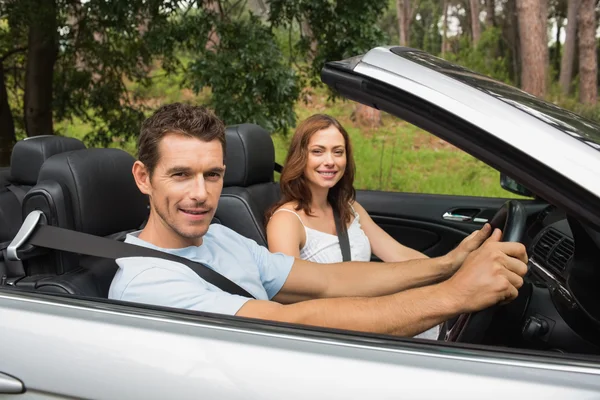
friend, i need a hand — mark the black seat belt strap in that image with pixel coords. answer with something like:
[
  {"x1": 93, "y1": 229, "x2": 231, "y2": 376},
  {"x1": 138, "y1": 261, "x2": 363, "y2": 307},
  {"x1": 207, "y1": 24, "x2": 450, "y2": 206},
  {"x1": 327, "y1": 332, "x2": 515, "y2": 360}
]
[
  {"x1": 333, "y1": 207, "x2": 351, "y2": 262},
  {"x1": 22, "y1": 224, "x2": 256, "y2": 299}
]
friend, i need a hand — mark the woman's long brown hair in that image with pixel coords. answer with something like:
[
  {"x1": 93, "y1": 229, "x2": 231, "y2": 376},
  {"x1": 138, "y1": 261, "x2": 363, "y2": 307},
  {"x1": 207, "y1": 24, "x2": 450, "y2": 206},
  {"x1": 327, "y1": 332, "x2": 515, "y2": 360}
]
[{"x1": 266, "y1": 114, "x2": 356, "y2": 226}]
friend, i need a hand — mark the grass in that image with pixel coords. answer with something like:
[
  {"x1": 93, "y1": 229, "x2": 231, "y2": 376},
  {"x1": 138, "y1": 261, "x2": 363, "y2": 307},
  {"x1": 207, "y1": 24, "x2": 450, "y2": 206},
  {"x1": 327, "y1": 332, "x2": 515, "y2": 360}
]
[
  {"x1": 272, "y1": 88, "x2": 522, "y2": 198},
  {"x1": 58, "y1": 78, "x2": 524, "y2": 199}
]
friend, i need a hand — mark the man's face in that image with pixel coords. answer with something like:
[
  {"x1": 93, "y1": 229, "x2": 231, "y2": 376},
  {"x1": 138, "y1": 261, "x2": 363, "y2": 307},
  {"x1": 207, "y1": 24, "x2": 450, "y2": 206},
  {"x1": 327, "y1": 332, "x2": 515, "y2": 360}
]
[{"x1": 133, "y1": 134, "x2": 225, "y2": 247}]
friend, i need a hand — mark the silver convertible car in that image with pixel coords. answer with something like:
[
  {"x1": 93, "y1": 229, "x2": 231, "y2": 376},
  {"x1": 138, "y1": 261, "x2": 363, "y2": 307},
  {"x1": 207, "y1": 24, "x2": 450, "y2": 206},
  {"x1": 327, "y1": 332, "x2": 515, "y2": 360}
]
[{"x1": 1, "y1": 46, "x2": 600, "y2": 399}]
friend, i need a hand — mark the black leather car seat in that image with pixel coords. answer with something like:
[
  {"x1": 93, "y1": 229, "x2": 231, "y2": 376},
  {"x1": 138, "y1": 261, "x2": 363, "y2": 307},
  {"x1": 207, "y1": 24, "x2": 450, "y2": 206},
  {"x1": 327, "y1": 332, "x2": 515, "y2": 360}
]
[
  {"x1": 0, "y1": 136, "x2": 85, "y2": 242},
  {"x1": 15, "y1": 148, "x2": 149, "y2": 297},
  {"x1": 214, "y1": 124, "x2": 281, "y2": 247}
]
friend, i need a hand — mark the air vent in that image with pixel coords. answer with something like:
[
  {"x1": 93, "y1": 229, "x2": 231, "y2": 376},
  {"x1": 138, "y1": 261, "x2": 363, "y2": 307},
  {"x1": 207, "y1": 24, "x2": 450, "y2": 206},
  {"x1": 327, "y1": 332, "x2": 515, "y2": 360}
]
[
  {"x1": 533, "y1": 228, "x2": 574, "y2": 273},
  {"x1": 548, "y1": 237, "x2": 574, "y2": 272},
  {"x1": 533, "y1": 229, "x2": 562, "y2": 260}
]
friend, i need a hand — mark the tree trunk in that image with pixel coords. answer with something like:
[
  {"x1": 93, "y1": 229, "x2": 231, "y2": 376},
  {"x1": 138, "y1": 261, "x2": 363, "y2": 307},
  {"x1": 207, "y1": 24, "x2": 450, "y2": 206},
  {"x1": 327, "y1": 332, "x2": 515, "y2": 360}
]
[
  {"x1": 559, "y1": 0, "x2": 580, "y2": 95},
  {"x1": 505, "y1": 0, "x2": 521, "y2": 86},
  {"x1": 353, "y1": 104, "x2": 381, "y2": 128},
  {"x1": 205, "y1": 0, "x2": 221, "y2": 50},
  {"x1": 442, "y1": 0, "x2": 450, "y2": 57},
  {"x1": 301, "y1": 19, "x2": 318, "y2": 61},
  {"x1": 24, "y1": 0, "x2": 58, "y2": 137},
  {"x1": 554, "y1": 15, "x2": 562, "y2": 79},
  {"x1": 397, "y1": 0, "x2": 411, "y2": 46},
  {"x1": 470, "y1": 0, "x2": 481, "y2": 45},
  {"x1": 485, "y1": 0, "x2": 496, "y2": 27},
  {"x1": 517, "y1": 0, "x2": 547, "y2": 98},
  {"x1": 578, "y1": 0, "x2": 597, "y2": 104},
  {"x1": 540, "y1": 0, "x2": 550, "y2": 83},
  {"x1": 0, "y1": 66, "x2": 15, "y2": 166}
]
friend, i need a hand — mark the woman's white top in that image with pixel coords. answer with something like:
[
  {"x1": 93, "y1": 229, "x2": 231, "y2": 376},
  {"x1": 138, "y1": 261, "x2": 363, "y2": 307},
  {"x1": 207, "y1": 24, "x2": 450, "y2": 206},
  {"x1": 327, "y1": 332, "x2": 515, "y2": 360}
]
[
  {"x1": 271, "y1": 205, "x2": 441, "y2": 341},
  {"x1": 272, "y1": 206, "x2": 372, "y2": 263}
]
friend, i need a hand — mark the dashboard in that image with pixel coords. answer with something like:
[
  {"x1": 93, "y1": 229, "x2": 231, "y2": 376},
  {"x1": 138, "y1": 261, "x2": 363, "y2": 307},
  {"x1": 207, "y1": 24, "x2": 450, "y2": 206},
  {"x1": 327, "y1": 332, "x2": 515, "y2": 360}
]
[{"x1": 514, "y1": 205, "x2": 600, "y2": 355}]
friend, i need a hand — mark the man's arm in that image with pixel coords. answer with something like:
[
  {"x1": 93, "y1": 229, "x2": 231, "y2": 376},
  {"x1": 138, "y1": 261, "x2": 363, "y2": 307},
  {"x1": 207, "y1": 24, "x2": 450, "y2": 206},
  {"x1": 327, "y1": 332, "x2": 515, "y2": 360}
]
[
  {"x1": 239, "y1": 283, "x2": 455, "y2": 337},
  {"x1": 273, "y1": 224, "x2": 493, "y2": 304},
  {"x1": 239, "y1": 230, "x2": 528, "y2": 337}
]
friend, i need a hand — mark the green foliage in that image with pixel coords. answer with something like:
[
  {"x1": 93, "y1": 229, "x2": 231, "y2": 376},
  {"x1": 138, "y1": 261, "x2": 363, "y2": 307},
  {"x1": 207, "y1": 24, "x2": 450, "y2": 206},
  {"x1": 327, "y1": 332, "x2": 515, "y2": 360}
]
[
  {"x1": 1, "y1": 0, "x2": 391, "y2": 152},
  {"x1": 444, "y1": 28, "x2": 512, "y2": 84},
  {"x1": 187, "y1": 13, "x2": 300, "y2": 134},
  {"x1": 0, "y1": 0, "x2": 189, "y2": 145},
  {"x1": 409, "y1": 0, "x2": 443, "y2": 55},
  {"x1": 269, "y1": 0, "x2": 388, "y2": 89}
]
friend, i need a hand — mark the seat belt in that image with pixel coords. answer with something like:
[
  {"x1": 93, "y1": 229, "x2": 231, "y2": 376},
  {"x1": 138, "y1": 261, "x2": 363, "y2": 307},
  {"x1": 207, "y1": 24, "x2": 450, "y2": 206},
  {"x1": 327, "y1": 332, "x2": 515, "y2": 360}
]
[
  {"x1": 8, "y1": 218, "x2": 256, "y2": 299},
  {"x1": 333, "y1": 207, "x2": 351, "y2": 262},
  {"x1": 6, "y1": 184, "x2": 27, "y2": 204}
]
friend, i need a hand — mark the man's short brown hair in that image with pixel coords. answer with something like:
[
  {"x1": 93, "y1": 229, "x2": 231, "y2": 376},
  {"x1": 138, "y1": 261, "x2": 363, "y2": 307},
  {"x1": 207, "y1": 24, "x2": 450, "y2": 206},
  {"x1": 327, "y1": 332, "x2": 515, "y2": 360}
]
[{"x1": 138, "y1": 103, "x2": 226, "y2": 175}]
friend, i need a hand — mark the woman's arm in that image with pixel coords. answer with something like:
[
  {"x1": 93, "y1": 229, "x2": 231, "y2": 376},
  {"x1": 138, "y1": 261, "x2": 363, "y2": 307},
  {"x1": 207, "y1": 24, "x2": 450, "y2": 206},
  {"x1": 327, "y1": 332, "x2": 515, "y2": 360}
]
[
  {"x1": 266, "y1": 208, "x2": 306, "y2": 257},
  {"x1": 352, "y1": 201, "x2": 429, "y2": 262}
]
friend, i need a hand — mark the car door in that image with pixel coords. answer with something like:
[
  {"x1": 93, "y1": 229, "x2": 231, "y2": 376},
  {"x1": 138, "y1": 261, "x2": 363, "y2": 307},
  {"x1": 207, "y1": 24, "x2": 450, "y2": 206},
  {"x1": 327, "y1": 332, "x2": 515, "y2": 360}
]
[
  {"x1": 1, "y1": 289, "x2": 600, "y2": 399},
  {"x1": 357, "y1": 190, "x2": 547, "y2": 259}
]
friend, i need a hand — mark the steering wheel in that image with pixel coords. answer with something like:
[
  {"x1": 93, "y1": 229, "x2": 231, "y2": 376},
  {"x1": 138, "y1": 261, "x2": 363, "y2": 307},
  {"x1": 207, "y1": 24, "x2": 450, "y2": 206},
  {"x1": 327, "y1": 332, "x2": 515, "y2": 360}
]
[{"x1": 442, "y1": 200, "x2": 527, "y2": 343}]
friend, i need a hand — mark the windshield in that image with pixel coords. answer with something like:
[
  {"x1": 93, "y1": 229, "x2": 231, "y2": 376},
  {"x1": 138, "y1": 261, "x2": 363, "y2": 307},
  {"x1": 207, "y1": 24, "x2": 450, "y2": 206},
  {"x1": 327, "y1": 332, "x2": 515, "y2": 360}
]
[{"x1": 390, "y1": 47, "x2": 600, "y2": 151}]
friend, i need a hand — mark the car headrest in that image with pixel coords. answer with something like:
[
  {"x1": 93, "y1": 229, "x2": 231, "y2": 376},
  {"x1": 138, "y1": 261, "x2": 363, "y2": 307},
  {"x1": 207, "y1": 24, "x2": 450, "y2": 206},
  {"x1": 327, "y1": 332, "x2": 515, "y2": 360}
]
[
  {"x1": 37, "y1": 148, "x2": 149, "y2": 236},
  {"x1": 10, "y1": 135, "x2": 86, "y2": 185},
  {"x1": 224, "y1": 124, "x2": 275, "y2": 187}
]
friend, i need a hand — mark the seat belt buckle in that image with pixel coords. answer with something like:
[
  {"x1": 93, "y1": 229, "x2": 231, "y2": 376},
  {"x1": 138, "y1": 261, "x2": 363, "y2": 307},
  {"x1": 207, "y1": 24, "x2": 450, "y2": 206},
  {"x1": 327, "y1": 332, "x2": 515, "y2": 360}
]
[{"x1": 7, "y1": 210, "x2": 47, "y2": 261}]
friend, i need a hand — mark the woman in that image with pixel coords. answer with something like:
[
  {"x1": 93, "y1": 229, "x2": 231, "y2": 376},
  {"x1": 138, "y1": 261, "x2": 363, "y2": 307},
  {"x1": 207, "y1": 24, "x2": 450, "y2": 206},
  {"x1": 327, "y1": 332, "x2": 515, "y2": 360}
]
[{"x1": 266, "y1": 113, "x2": 428, "y2": 264}]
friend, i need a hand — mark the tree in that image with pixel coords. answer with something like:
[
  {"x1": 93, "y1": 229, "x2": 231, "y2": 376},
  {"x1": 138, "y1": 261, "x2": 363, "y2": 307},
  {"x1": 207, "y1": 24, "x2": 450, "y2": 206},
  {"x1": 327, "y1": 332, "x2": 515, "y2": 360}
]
[
  {"x1": 470, "y1": 0, "x2": 481, "y2": 45},
  {"x1": 442, "y1": 0, "x2": 450, "y2": 56},
  {"x1": 3, "y1": 0, "x2": 391, "y2": 165},
  {"x1": 397, "y1": 0, "x2": 414, "y2": 46},
  {"x1": 559, "y1": 0, "x2": 580, "y2": 95},
  {"x1": 24, "y1": 0, "x2": 58, "y2": 139},
  {"x1": 517, "y1": 0, "x2": 548, "y2": 97},
  {"x1": 550, "y1": 0, "x2": 567, "y2": 81},
  {"x1": 503, "y1": 0, "x2": 521, "y2": 86},
  {"x1": 0, "y1": 0, "x2": 187, "y2": 165},
  {"x1": 269, "y1": 0, "x2": 388, "y2": 127},
  {"x1": 485, "y1": 0, "x2": 495, "y2": 27},
  {"x1": 188, "y1": 12, "x2": 299, "y2": 134},
  {"x1": 578, "y1": 0, "x2": 597, "y2": 104},
  {"x1": 410, "y1": 0, "x2": 443, "y2": 55}
]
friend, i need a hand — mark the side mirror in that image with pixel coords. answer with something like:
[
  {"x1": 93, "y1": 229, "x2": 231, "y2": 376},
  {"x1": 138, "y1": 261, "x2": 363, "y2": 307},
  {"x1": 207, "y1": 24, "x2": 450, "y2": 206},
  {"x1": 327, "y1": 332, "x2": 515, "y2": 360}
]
[{"x1": 500, "y1": 174, "x2": 534, "y2": 197}]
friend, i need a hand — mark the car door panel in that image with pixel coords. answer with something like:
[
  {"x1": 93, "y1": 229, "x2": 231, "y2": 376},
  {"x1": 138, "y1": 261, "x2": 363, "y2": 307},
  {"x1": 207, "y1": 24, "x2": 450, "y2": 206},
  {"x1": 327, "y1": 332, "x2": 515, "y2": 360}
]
[
  {"x1": 1, "y1": 291, "x2": 600, "y2": 399},
  {"x1": 356, "y1": 190, "x2": 546, "y2": 258}
]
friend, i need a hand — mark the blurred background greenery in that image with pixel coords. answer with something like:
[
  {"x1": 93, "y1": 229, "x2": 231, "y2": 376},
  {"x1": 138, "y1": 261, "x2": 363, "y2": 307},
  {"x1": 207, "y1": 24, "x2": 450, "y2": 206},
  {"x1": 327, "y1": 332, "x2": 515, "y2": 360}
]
[{"x1": 1, "y1": 0, "x2": 596, "y2": 197}]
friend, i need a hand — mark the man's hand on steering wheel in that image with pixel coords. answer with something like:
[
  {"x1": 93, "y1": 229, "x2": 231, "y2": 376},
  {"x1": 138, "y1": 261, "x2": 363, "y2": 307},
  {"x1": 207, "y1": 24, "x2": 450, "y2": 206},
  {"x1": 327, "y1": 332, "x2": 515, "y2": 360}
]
[
  {"x1": 441, "y1": 228, "x2": 529, "y2": 314},
  {"x1": 447, "y1": 223, "x2": 493, "y2": 273}
]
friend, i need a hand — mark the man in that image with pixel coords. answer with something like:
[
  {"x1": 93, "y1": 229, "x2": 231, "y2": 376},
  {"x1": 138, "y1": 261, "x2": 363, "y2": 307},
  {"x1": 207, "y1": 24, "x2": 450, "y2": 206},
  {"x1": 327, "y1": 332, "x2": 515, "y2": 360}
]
[{"x1": 109, "y1": 103, "x2": 528, "y2": 338}]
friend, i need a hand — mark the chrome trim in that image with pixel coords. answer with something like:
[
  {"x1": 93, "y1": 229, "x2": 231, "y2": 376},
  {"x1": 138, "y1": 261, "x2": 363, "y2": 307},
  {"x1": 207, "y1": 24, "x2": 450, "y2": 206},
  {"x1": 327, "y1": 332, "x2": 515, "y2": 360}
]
[
  {"x1": 6, "y1": 210, "x2": 46, "y2": 261},
  {"x1": 0, "y1": 372, "x2": 24, "y2": 394},
  {"x1": 442, "y1": 211, "x2": 472, "y2": 222},
  {"x1": 473, "y1": 217, "x2": 488, "y2": 224},
  {"x1": 528, "y1": 258, "x2": 575, "y2": 305},
  {"x1": 1, "y1": 291, "x2": 598, "y2": 376}
]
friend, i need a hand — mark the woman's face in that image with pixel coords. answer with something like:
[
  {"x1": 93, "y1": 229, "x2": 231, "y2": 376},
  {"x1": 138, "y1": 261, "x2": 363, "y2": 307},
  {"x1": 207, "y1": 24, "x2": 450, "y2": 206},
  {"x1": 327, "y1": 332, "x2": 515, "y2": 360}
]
[{"x1": 304, "y1": 125, "x2": 347, "y2": 191}]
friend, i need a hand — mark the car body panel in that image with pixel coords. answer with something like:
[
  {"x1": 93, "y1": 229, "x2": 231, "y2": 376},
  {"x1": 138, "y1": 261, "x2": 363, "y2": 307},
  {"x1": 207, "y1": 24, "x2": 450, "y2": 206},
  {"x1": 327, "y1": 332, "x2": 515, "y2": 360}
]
[{"x1": 1, "y1": 291, "x2": 600, "y2": 399}]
